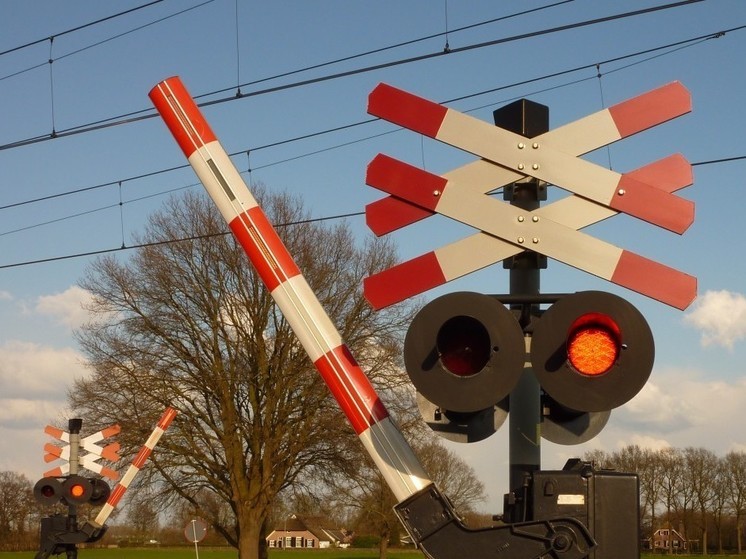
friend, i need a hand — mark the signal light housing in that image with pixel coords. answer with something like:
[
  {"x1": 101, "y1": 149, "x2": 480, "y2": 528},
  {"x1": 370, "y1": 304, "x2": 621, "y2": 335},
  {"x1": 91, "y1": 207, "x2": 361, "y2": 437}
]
[
  {"x1": 63, "y1": 476, "x2": 93, "y2": 506},
  {"x1": 89, "y1": 478, "x2": 111, "y2": 506},
  {"x1": 34, "y1": 476, "x2": 110, "y2": 508},
  {"x1": 416, "y1": 392, "x2": 509, "y2": 443},
  {"x1": 34, "y1": 477, "x2": 64, "y2": 507},
  {"x1": 531, "y1": 291, "x2": 655, "y2": 413},
  {"x1": 404, "y1": 292, "x2": 525, "y2": 414}
]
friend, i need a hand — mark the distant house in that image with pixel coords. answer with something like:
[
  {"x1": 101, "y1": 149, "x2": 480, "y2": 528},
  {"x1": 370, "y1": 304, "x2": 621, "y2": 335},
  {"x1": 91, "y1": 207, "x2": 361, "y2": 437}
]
[
  {"x1": 649, "y1": 528, "x2": 688, "y2": 552},
  {"x1": 266, "y1": 515, "x2": 351, "y2": 549}
]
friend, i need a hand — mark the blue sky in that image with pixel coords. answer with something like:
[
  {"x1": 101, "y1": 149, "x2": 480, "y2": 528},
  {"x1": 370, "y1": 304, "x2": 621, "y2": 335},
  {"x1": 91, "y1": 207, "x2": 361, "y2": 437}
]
[{"x1": 1, "y1": 0, "x2": 746, "y2": 514}]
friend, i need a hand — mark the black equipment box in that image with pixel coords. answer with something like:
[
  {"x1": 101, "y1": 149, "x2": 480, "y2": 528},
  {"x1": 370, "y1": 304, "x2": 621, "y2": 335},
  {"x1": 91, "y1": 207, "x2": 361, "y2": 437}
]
[{"x1": 504, "y1": 459, "x2": 640, "y2": 559}]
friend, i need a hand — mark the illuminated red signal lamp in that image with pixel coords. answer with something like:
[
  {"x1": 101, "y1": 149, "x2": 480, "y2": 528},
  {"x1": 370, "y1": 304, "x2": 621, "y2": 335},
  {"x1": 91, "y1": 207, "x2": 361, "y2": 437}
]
[
  {"x1": 566, "y1": 313, "x2": 621, "y2": 376},
  {"x1": 532, "y1": 291, "x2": 654, "y2": 413},
  {"x1": 63, "y1": 476, "x2": 93, "y2": 506}
]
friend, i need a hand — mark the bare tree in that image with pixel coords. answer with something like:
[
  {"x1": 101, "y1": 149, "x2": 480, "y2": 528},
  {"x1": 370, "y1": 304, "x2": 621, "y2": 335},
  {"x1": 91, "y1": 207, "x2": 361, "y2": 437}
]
[
  {"x1": 725, "y1": 451, "x2": 746, "y2": 554},
  {"x1": 684, "y1": 447, "x2": 718, "y2": 554},
  {"x1": 69, "y1": 189, "x2": 417, "y2": 559},
  {"x1": 0, "y1": 471, "x2": 35, "y2": 551},
  {"x1": 415, "y1": 439, "x2": 486, "y2": 514}
]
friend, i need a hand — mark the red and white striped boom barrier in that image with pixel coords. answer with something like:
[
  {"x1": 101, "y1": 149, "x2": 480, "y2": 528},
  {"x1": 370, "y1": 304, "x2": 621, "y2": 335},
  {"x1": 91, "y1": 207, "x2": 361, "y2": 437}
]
[
  {"x1": 148, "y1": 76, "x2": 603, "y2": 558},
  {"x1": 149, "y1": 76, "x2": 431, "y2": 503},
  {"x1": 94, "y1": 407, "x2": 177, "y2": 526}
]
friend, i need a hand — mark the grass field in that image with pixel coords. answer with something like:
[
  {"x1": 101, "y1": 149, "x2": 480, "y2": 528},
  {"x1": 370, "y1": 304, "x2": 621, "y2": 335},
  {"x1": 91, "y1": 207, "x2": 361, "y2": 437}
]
[
  {"x1": 0, "y1": 549, "x2": 426, "y2": 559},
  {"x1": 0, "y1": 548, "x2": 738, "y2": 559}
]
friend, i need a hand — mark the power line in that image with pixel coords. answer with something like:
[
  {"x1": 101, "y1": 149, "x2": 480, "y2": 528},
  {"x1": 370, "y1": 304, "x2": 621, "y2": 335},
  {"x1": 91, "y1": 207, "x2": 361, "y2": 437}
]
[
  {"x1": 0, "y1": 0, "x2": 217, "y2": 84},
  {"x1": 1, "y1": 23, "x2": 736, "y2": 215},
  {"x1": 2, "y1": 149, "x2": 744, "y2": 270},
  {"x1": 0, "y1": 0, "x2": 165, "y2": 57},
  {"x1": 0, "y1": 0, "x2": 706, "y2": 152},
  {"x1": 2, "y1": 148, "x2": 743, "y2": 271},
  {"x1": 0, "y1": 211, "x2": 365, "y2": 270}
]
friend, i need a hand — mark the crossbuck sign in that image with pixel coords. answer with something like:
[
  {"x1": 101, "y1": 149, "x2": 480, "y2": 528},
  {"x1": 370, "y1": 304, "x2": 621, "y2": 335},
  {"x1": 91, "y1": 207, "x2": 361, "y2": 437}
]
[{"x1": 363, "y1": 83, "x2": 697, "y2": 311}]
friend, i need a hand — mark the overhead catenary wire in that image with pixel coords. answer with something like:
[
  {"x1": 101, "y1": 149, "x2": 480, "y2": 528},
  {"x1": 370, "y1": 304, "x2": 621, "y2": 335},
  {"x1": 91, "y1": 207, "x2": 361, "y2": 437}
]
[
  {"x1": 0, "y1": 23, "x2": 737, "y2": 217},
  {"x1": 0, "y1": 150, "x2": 741, "y2": 271},
  {"x1": 0, "y1": 0, "x2": 708, "y2": 152},
  {"x1": 0, "y1": 2, "x2": 741, "y2": 271},
  {"x1": 0, "y1": 0, "x2": 165, "y2": 58},
  {"x1": 1, "y1": 48, "x2": 742, "y2": 249}
]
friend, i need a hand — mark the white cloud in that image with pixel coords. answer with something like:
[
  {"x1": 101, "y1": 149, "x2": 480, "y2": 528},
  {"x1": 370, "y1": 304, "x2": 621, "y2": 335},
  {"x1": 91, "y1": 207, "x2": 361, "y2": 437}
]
[
  {"x1": 616, "y1": 434, "x2": 671, "y2": 452},
  {"x1": 34, "y1": 285, "x2": 93, "y2": 330},
  {"x1": 683, "y1": 289, "x2": 746, "y2": 350},
  {"x1": 0, "y1": 398, "x2": 65, "y2": 428},
  {"x1": 0, "y1": 340, "x2": 88, "y2": 401},
  {"x1": 618, "y1": 379, "x2": 694, "y2": 432},
  {"x1": 0, "y1": 290, "x2": 12, "y2": 301}
]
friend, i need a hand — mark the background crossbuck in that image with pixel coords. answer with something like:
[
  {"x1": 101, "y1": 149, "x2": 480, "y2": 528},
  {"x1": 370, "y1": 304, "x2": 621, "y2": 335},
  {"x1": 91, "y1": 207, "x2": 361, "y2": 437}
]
[{"x1": 364, "y1": 83, "x2": 697, "y2": 311}]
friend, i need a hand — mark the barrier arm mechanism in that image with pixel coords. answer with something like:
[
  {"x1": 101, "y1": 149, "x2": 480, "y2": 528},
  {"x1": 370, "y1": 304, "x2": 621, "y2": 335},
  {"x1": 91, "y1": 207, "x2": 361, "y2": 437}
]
[{"x1": 149, "y1": 76, "x2": 596, "y2": 559}]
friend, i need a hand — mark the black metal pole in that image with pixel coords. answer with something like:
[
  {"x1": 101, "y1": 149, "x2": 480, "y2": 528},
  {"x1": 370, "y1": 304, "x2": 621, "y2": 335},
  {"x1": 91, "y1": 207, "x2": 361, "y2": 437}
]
[{"x1": 493, "y1": 100, "x2": 549, "y2": 492}]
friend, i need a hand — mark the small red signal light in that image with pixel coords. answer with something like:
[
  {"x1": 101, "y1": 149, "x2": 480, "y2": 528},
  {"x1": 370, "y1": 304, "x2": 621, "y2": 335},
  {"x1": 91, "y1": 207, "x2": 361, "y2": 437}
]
[
  {"x1": 437, "y1": 316, "x2": 491, "y2": 377},
  {"x1": 61, "y1": 475, "x2": 93, "y2": 505},
  {"x1": 567, "y1": 313, "x2": 621, "y2": 376}
]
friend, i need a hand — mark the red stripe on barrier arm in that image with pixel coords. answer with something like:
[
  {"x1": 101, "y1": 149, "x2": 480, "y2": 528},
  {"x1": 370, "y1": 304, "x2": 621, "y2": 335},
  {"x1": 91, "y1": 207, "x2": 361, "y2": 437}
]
[
  {"x1": 149, "y1": 77, "x2": 217, "y2": 159},
  {"x1": 314, "y1": 345, "x2": 389, "y2": 435},
  {"x1": 108, "y1": 484, "x2": 127, "y2": 508},
  {"x1": 611, "y1": 251, "x2": 697, "y2": 310},
  {"x1": 608, "y1": 82, "x2": 691, "y2": 138},
  {"x1": 229, "y1": 207, "x2": 302, "y2": 292},
  {"x1": 368, "y1": 83, "x2": 448, "y2": 138},
  {"x1": 367, "y1": 154, "x2": 447, "y2": 212},
  {"x1": 365, "y1": 196, "x2": 435, "y2": 236},
  {"x1": 610, "y1": 174, "x2": 694, "y2": 234},
  {"x1": 157, "y1": 406, "x2": 178, "y2": 429},
  {"x1": 132, "y1": 446, "x2": 153, "y2": 469},
  {"x1": 364, "y1": 252, "x2": 446, "y2": 310}
]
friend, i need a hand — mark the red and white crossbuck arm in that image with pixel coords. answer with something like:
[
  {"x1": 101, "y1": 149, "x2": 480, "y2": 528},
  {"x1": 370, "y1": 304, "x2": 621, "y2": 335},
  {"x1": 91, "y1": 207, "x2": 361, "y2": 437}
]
[
  {"x1": 368, "y1": 83, "x2": 694, "y2": 235},
  {"x1": 149, "y1": 76, "x2": 431, "y2": 503},
  {"x1": 94, "y1": 407, "x2": 177, "y2": 526},
  {"x1": 365, "y1": 154, "x2": 694, "y2": 309},
  {"x1": 367, "y1": 82, "x2": 693, "y2": 236},
  {"x1": 366, "y1": 155, "x2": 697, "y2": 310}
]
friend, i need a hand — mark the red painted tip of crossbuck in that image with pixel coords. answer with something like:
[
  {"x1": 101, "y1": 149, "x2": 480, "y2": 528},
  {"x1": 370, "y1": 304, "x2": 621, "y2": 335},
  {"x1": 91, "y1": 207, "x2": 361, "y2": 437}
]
[
  {"x1": 364, "y1": 252, "x2": 446, "y2": 309},
  {"x1": 612, "y1": 251, "x2": 697, "y2": 310},
  {"x1": 609, "y1": 82, "x2": 691, "y2": 138},
  {"x1": 368, "y1": 83, "x2": 447, "y2": 138}
]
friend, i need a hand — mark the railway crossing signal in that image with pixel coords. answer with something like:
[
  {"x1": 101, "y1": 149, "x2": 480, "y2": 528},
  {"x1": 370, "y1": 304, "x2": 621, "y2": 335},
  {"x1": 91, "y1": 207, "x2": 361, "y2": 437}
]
[
  {"x1": 33, "y1": 475, "x2": 111, "y2": 507},
  {"x1": 364, "y1": 82, "x2": 693, "y2": 448},
  {"x1": 364, "y1": 82, "x2": 696, "y2": 311},
  {"x1": 33, "y1": 410, "x2": 176, "y2": 559},
  {"x1": 361, "y1": 82, "x2": 695, "y2": 557}
]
